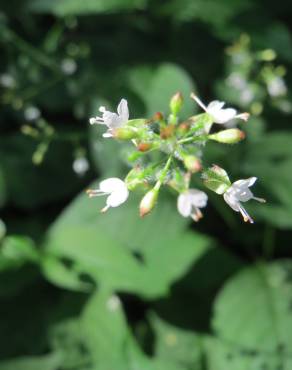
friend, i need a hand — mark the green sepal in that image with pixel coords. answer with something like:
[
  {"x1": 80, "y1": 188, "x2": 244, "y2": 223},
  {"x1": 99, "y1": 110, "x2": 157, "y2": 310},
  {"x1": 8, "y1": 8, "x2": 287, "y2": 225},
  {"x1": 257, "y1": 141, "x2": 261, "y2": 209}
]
[{"x1": 202, "y1": 165, "x2": 231, "y2": 194}]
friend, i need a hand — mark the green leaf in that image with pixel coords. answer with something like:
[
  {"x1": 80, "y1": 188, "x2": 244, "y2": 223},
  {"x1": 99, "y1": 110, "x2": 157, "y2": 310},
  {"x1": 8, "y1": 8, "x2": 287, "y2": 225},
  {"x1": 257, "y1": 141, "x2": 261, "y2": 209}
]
[
  {"x1": 82, "y1": 290, "x2": 192, "y2": 370},
  {"x1": 44, "y1": 183, "x2": 210, "y2": 298},
  {"x1": 244, "y1": 132, "x2": 292, "y2": 228},
  {"x1": 41, "y1": 254, "x2": 92, "y2": 292},
  {"x1": 151, "y1": 314, "x2": 202, "y2": 370},
  {"x1": 29, "y1": 0, "x2": 147, "y2": 16},
  {"x1": 156, "y1": 0, "x2": 251, "y2": 27},
  {"x1": 210, "y1": 260, "x2": 292, "y2": 368},
  {"x1": 0, "y1": 354, "x2": 61, "y2": 370},
  {"x1": 128, "y1": 63, "x2": 196, "y2": 118}
]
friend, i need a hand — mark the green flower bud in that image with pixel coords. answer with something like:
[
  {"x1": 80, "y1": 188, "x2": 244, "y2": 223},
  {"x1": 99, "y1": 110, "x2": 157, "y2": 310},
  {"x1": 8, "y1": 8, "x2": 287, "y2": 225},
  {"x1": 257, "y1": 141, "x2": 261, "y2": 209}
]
[
  {"x1": 139, "y1": 188, "x2": 159, "y2": 217},
  {"x1": 112, "y1": 126, "x2": 140, "y2": 140},
  {"x1": 208, "y1": 129, "x2": 245, "y2": 144},
  {"x1": 183, "y1": 155, "x2": 202, "y2": 173},
  {"x1": 202, "y1": 165, "x2": 231, "y2": 194},
  {"x1": 170, "y1": 92, "x2": 183, "y2": 115},
  {"x1": 125, "y1": 167, "x2": 148, "y2": 191}
]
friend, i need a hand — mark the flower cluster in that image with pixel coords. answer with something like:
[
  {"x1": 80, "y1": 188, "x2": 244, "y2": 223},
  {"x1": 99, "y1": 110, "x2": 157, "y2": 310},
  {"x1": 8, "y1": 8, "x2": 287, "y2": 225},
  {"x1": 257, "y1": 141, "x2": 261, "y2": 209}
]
[{"x1": 87, "y1": 93, "x2": 265, "y2": 223}]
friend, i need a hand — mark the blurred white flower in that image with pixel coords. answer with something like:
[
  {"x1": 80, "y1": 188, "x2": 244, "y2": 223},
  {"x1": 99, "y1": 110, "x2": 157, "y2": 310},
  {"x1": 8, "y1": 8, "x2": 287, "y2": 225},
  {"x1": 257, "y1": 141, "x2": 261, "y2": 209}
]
[
  {"x1": 226, "y1": 73, "x2": 247, "y2": 90},
  {"x1": 191, "y1": 94, "x2": 249, "y2": 124},
  {"x1": 61, "y1": 58, "x2": 77, "y2": 75},
  {"x1": 267, "y1": 76, "x2": 287, "y2": 97},
  {"x1": 223, "y1": 177, "x2": 265, "y2": 223},
  {"x1": 87, "y1": 177, "x2": 129, "y2": 212},
  {"x1": 73, "y1": 157, "x2": 89, "y2": 176},
  {"x1": 177, "y1": 189, "x2": 208, "y2": 222},
  {"x1": 89, "y1": 98, "x2": 129, "y2": 138},
  {"x1": 24, "y1": 106, "x2": 41, "y2": 121},
  {"x1": 0, "y1": 73, "x2": 16, "y2": 88}
]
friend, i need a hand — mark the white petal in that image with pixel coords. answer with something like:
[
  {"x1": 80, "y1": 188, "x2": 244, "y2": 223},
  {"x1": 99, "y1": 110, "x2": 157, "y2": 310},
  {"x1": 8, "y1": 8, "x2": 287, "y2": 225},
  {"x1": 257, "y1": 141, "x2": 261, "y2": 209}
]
[
  {"x1": 177, "y1": 193, "x2": 192, "y2": 217},
  {"x1": 102, "y1": 131, "x2": 113, "y2": 138},
  {"x1": 188, "y1": 189, "x2": 208, "y2": 208},
  {"x1": 207, "y1": 100, "x2": 225, "y2": 111},
  {"x1": 233, "y1": 177, "x2": 257, "y2": 189},
  {"x1": 117, "y1": 99, "x2": 129, "y2": 122},
  {"x1": 106, "y1": 187, "x2": 129, "y2": 207},
  {"x1": 223, "y1": 191, "x2": 240, "y2": 212},
  {"x1": 99, "y1": 178, "x2": 126, "y2": 193},
  {"x1": 212, "y1": 108, "x2": 237, "y2": 124}
]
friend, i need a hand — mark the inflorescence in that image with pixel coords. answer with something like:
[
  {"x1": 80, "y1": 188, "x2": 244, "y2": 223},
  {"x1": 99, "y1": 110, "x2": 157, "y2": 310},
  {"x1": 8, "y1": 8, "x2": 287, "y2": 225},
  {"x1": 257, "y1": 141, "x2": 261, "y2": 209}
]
[{"x1": 87, "y1": 93, "x2": 265, "y2": 224}]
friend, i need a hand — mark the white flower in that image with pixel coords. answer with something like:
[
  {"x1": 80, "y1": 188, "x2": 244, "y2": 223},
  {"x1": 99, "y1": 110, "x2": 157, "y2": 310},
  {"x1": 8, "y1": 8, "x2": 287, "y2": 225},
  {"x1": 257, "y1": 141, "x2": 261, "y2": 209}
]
[
  {"x1": 61, "y1": 58, "x2": 77, "y2": 75},
  {"x1": 24, "y1": 106, "x2": 41, "y2": 121},
  {"x1": 177, "y1": 189, "x2": 208, "y2": 222},
  {"x1": 87, "y1": 177, "x2": 129, "y2": 213},
  {"x1": 191, "y1": 93, "x2": 249, "y2": 124},
  {"x1": 73, "y1": 157, "x2": 89, "y2": 176},
  {"x1": 267, "y1": 76, "x2": 287, "y2": 97},
  {"x1": 223, "y1": 177, "x2": 265, "y2": 223},
  {"x1": 89, "y1": 99, "x2": 129, "y2": 138}
]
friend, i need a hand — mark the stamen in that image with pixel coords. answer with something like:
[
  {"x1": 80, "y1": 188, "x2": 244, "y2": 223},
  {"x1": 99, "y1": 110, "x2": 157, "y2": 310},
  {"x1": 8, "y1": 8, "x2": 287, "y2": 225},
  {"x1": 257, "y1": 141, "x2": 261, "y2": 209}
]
[
  {"x1": 239, "y1": 204, "x2": 254, "y2": 224},
  {"x1": 190, "y1": 93, "x2": 207, "y2": 111},
  {"x1": 99, "y1": 106, "x2": 106, "y2": 113},
  {"x1": 191, "y1": 207, "x2": 203, "y2": 222},
  {"x1": 253, "y1": 197, "x2": 266, "y2": 203},
  {"x1": 89, "y1": 118, "x2": 97, "y2": 125},
  {"x1": 86, "y1": 189, "x2": 106, "y2": 197},
  {"x1": 101, "y1": 205, "x2": 109, "y2": 213},
  {"x1": 235, "y1": 112, "x2": 250, "y2": 122}
]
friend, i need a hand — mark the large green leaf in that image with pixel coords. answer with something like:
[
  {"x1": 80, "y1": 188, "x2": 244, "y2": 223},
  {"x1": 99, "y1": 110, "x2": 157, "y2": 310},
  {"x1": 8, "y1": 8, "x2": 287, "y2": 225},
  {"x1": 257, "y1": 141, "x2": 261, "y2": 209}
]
[
  {"x1": 82, "y1": 290, "x2": 193, "y2": 370},
  {"x1": 209, "y1": 260, "x2": 292, "y2": 369},
  {"x1": 128, "y1": 63, "x2": 196, "y2": 118},
  {"x1": 151, "y1": 314, "x2": 203, "y2": 370},
  {"x1": 0, "y1": 354, "x2": 61, "y2": 370},
  {"x1": 156, "y1": 0, "x2": 251, "y2": 27},
  {"x1": 244, "y1": 132, "x2": 292, "y2": 229},
  {"x1": 43, "y1": 183, "x2": 210, "y2": 298},
  {"x1": 29, "y1": 0, "x2": 146, "y2": 15}
]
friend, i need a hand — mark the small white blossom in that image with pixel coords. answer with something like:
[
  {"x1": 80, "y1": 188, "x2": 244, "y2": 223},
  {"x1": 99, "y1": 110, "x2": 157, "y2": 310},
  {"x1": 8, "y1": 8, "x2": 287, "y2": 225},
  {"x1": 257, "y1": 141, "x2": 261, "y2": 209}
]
[
  {"x1": 223, "y1": 177, "x2": 265, "y2": 223},
  {"x1": 24, "y1": 106, "x2": 41, "y2": 121},
  {"x1": 267, "y1": 76, "x2": 287, "y2": 97},
  {"x1": 89, "y1": 99, "x2": 129, "y2": 138},
  {"x1": 0, "y1": 73, "x2": 16, "y2": 88},
  {"x1": 177, "y1": 189, "x2": 208, "y2": 222},
  {"x1": 191, "y1": 93, "x2": 249, "y2": 124},
  {"x1": 73, "y1": 157, "x2": 89, "y2": 176},
  {"x1": 87, "y1": 177, "x2": 129, "y2": 212},
  {"x1": 61, "y1": 58, "x2": 77, "y2": 75}
]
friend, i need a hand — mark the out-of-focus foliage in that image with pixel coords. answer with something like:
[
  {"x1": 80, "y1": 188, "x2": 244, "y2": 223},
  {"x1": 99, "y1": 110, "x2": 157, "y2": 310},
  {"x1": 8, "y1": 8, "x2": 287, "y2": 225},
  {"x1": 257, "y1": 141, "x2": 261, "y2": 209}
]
[{"x1": 1, "y1": 0, "x2": 292, "y2": 369}]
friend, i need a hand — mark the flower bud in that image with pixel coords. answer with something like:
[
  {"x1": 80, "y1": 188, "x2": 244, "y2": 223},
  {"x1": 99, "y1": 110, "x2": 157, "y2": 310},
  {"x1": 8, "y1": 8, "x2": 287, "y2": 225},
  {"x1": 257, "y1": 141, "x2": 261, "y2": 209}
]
[
  {"x1": 208, "y1": 129, "x2": 245, "y2": 144},
  {"x1": 202, "y1": 165, "x2": 231, "y2": 194},
  {"x1": 183, "y1": 155, "x2": 202, "y2": 173},
  {"x1": 112, "y1": 127, "x2": 139, "y2": 140},
  {"x1": 137, "y1": 142, "x2": 152, "y2": 152},
  {"x1": 153, "y1": 112, "x2": 164, "y2": 122},
  {"x1": 139, "y1": 188, "x2": 159, "y2": 217},
  {"x1": 160, "y1": 124, "x2": 175, "y2": 139},
  {"x1": 170, "y1": 92, "x2": 183, "y2": 115}
]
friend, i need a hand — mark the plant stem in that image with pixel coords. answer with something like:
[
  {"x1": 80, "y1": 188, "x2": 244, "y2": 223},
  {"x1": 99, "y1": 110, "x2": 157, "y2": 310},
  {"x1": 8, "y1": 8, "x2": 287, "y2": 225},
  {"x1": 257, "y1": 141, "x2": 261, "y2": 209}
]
[{"x1": 154, "y1": 155, "x2": 173, "y2": 190}]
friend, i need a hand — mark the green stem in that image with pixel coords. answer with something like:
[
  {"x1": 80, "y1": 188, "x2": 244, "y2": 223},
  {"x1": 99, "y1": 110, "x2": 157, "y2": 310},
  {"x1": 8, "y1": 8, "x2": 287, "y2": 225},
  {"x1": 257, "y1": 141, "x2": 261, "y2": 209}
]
[
  {"x1": 178, "y1": 135, "x2": 207, "y2": 145},
  {"x1": 1, "y1": 27, "x2": 59, "y2": 72},
  {"x1": 154, "y1": 155, "x2": 173, "y2": 190}
]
